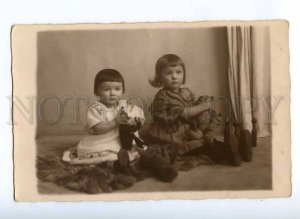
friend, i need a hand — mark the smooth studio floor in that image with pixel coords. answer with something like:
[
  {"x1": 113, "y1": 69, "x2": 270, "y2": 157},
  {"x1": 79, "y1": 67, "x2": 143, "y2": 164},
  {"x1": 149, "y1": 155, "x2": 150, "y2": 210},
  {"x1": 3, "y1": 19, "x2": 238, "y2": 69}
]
[{"x1": 37, "y1": 136, "x2": 272, "y2": 194}]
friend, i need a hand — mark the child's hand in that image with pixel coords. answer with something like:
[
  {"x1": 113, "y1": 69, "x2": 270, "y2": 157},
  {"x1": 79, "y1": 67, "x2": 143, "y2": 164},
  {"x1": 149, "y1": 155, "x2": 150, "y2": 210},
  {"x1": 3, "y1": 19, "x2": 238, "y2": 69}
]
[
  {"x1": 196, "y1": 96, "x2": 214, "y2": 111},
  {"x1": 116, "y1": 108, "x2": 130, "y2": 125},
  {"x1": 121, "y1": 117, "x2": 143, "y2": 132},
  {"x1": 186, "y1": 128, "x2": 204, "y2": 140},
  {"x1": 196, "y1": 101, "x2": 210, "y2": 112}
]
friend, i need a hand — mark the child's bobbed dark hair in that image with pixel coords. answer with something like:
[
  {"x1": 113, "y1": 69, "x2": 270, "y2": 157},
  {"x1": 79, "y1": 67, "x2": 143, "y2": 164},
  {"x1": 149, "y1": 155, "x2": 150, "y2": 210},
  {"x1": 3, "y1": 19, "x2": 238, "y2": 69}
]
[
  {"x1": 94, "y1": 69, "x2": 125, "y2": 95},
  {"x1": 149, "y1": 54, "x2": 186, "y2": 87}
]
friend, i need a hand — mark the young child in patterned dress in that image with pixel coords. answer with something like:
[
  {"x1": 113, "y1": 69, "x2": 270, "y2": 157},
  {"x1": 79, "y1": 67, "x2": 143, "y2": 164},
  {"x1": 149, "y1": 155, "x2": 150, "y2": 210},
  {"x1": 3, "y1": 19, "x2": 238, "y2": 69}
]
[{"x1": 148, "y1": 54, "x2": 241, "y2": 165}]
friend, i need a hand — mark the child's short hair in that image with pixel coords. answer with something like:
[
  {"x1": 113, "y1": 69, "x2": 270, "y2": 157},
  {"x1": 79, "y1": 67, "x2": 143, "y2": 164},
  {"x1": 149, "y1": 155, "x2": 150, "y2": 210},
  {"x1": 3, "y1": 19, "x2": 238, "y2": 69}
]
[
  {"x1": 94, "y1": 69, "x2": 125, "y2": 95},
  {"x1": 149, "y1": 54, "x2": 186, "y2": 87}
]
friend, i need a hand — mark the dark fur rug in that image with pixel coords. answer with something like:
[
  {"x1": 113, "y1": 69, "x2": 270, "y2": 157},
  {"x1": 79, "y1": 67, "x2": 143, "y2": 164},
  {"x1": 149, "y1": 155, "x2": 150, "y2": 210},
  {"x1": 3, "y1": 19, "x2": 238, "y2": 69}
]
[{"x1": 37, "y1": 151, "x2": 215, "y2": 194}]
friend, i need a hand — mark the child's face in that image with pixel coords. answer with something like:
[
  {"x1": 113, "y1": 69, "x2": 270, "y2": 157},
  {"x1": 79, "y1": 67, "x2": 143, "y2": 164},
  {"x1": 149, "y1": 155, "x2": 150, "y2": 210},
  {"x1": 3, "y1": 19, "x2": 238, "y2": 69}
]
[
  {"x1": 96, "y1": 81, "x2": 123, "y2": 107},
  {"x1": 160, "y1": 65, "x2": 184, "y2": 91}
]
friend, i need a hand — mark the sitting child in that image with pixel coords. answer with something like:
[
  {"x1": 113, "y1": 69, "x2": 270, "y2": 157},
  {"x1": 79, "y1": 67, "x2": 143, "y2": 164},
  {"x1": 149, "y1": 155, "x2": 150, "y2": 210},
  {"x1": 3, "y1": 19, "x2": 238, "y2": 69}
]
[
  {"x1": 148, "y1": 54, "x2": 241, "y2": 166},
  {"x1": 62, "y1": 69, "x2": 145, "y2": 165}
]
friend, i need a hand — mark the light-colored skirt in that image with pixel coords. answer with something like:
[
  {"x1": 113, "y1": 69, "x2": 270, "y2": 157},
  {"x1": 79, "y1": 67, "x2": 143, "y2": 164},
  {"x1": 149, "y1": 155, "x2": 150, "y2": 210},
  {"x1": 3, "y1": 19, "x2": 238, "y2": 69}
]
[{"x1": 62, "y1": 130, "x2": 140, "y2": 164}]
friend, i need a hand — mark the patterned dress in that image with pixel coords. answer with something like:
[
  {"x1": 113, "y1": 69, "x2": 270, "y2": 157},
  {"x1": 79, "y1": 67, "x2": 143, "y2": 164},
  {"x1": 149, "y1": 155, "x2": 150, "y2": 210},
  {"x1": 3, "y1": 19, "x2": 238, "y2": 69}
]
[
  {"x1": 149, "y1": 87, "x2": 205, "y2": 155},
  {"x1": 62, "y1": 100, "x2": 145, "y2": 164}
]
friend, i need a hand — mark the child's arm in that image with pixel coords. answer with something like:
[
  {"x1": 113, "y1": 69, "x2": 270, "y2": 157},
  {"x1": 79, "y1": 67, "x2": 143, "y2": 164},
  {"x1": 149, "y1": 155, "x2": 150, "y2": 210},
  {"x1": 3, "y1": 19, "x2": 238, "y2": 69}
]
[
  {"x1": 90, "y1": 112, "x2": 145, "y2": 135},
  {"x1": 182, "y1": 102, "x2": 210, "y2": 119},
  {"x1": 88, "y1": 106, "x2": 122, "y2": 135},
  {"x1": 90, "y1": 119, "x2": 118, "y2": 135}
]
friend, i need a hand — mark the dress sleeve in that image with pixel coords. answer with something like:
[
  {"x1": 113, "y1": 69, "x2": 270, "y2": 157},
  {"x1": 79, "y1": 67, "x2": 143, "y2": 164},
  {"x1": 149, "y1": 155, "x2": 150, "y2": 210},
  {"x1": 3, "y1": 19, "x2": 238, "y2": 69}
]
[
  {"x1": 87, "y1": 102, "x2": 119, "y2": 129},
  {"x1": 86, "y1": 105, "x2": 105, "y2": 129},
  {"x1": 151, "y1": 92, "x2": 185, "y2": 124}
]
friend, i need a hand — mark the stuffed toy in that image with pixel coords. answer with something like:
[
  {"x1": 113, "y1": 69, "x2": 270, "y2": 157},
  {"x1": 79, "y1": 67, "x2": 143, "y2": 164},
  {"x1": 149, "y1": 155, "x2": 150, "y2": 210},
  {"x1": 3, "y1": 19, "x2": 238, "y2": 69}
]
[
  {"x1": 116, "y1": 107, "x2": 178, "y2": 182},
  {"x1": 114, "y1": 107, "x2": 144, "y2": 174}
]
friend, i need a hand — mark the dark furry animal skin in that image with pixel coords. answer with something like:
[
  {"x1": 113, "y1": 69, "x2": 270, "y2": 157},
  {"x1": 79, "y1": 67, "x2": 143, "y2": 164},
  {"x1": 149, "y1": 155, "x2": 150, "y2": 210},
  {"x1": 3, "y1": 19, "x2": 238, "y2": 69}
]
[
  {"x1": 37, "y1": 156, "x2": 141, "y2": 194},
  {"x1": 139, "y1": 144, "x2": 178, "y2": 182}
]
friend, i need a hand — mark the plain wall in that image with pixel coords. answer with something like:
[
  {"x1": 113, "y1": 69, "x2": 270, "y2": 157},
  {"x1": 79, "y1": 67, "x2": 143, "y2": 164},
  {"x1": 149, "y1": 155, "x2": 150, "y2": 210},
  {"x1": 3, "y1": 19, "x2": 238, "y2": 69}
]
[{"x1": 36, "y1": 27, "x2": 229, "y2": 137}]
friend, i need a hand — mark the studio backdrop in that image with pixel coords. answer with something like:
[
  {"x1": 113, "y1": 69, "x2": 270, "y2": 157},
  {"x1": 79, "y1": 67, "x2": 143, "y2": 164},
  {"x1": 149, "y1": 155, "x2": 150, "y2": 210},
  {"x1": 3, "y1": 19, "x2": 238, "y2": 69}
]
[{"x1": 36, "y1": 26, "x2": 270, "y2": 138}]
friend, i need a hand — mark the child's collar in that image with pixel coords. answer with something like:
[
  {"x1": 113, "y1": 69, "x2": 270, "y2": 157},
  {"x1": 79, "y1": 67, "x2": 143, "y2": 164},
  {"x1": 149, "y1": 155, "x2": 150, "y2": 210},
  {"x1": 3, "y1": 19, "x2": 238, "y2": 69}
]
[
  {"x1": 162, "y1": 87, "x2": 182, "y2": 93},
  {"x1": 98, "y1": 100, "x2": 121, "y2": 108}
]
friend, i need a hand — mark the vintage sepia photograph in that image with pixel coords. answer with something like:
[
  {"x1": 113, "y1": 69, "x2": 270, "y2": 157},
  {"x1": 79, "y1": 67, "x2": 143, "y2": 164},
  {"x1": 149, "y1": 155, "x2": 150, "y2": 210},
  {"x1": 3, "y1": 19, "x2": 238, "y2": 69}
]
[{"x1": 12, "y1": 21, "x2": 291, "y2": 201}]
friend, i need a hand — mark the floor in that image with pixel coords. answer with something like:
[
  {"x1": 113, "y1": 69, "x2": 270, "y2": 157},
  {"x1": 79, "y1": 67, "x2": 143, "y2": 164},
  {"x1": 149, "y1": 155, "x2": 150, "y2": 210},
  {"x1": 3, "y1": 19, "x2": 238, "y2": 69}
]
[{"x1": 37, "y1": 135, "x2": 272, "y2": 194}]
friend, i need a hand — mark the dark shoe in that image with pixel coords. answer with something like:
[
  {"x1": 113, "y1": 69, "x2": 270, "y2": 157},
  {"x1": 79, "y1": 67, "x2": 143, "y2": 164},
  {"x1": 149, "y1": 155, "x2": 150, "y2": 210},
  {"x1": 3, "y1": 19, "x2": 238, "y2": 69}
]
[{"x1": 239, "y1": 129, "x2": 253, "y2": 162}]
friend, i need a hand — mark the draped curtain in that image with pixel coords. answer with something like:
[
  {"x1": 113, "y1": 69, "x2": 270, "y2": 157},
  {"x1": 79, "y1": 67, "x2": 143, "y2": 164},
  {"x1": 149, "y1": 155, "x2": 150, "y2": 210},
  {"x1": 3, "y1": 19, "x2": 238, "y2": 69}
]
[{"x1": 227, "y1": 26, "x2": 271, "y2": 137}]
